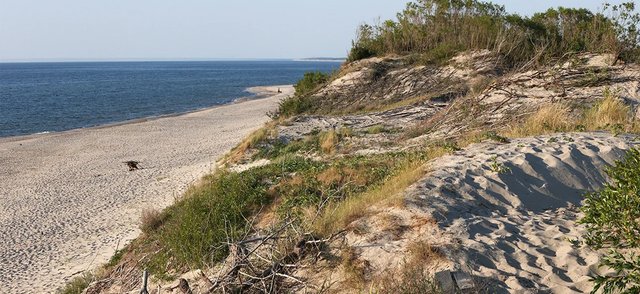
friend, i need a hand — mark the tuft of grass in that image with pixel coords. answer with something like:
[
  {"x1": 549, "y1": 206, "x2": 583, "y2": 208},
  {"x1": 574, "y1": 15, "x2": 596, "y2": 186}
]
[
  {"x1": 366, "y1": 125, "x2": 387, "y2": 134},
  {"x1": 407, "y1": 241, "x2": 445, "y2": 263},
  {"x1": 374, "y1": 266, "x2": 441, "y2": 294},
  {"x1": 482, "y1": 131, "x2": 510, "y2": 143},
  {"x1": 373, "y1": 241, "x2": 443, "y2": 294},
  {"x1": 319, "y1": 130, "x2": 339, "y2": 154},
  {"x1": 227, "y1": 125, "x2": 277, "y2": 162},
  {"x1": 505, "y1": 103, "x2": 576, "y2": 137},
  {"x1": 106, "y1": 248, "x2": 126, "y2": 268},
  {"x1": 373, "y1": 240, "x2": 446, "y2": 293},
  {"x1": 57, "y1": 272, "x2": 95, "y2": 294},
  {"x1": 583, "y1": 90, "x2": 631, "y2": 131},
  {"x1": 139, "y1": 208, "x2": 165, "y2": 234},
  {"x1": 341, "y1": 247, "x2": 369, "y2": 289},
  {"x1": 503, "y1": 90, "x2": 632, "y2": 140}
]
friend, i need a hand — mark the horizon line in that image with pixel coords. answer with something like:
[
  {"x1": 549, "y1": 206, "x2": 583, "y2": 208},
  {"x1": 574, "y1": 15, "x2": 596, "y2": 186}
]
[{"x1": 0, "y1": 57, "x2": 347, "y2": 63}]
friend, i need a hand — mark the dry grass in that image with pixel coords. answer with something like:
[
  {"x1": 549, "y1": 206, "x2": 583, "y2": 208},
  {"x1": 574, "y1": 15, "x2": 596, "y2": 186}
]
[
  {"x1": 583, "y1": 91, "x2": 631, "y2": 130},
  {"x1": 139, "y1": 208, "x2": 165, "y2": 234},
  {"x1": 503, "y1": 90, "x2": 633, "y2": 139},
  {"x1": 316, "y1": 166, "x2": 368, "y2": 187},
  {"x1": 371, "y1": 241, "x2": 445, "y2": 294},
  {"x1": 57, "y1": 272, "x2": 95, "y2": 294},
  {"x1": 504, "y1": 103, "x2": 576, "y2": 137},
  {"x1": 340, "y1": 246, "x2": 369, "y2": 289},
  {"x1": 312, "y1": 160, "x2": 427, "y2": 236},
  {"x1": 226, "y1": 124, "x2": 277, "y2": 163},
  {"x1": 319, "y1": 130, "x2": 339, "y2": 154},
  {"x1": 407, "y1": 241, "x2": 446, "y2": 265}
]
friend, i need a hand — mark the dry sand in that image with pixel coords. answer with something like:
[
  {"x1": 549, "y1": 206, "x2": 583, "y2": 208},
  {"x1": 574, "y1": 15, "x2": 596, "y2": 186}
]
[
  {"x1": 409, "y1": 132, "x2": 636, "y2": 292},
  {"x1": 332, "y1": 132, "x2": 636, "y2": 293},
  {"x1": 0, "y1": 85, "x2": 293, "y2": 294}
]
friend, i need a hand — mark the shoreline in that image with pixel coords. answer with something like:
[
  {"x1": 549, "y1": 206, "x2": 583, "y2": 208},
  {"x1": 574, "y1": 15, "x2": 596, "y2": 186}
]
[
  {"x1": 0, "y1": 85, "x2": 290, "y2": 144},
  {"x1": 0, "y1": 85, "x2": 293, "y2": 293}
]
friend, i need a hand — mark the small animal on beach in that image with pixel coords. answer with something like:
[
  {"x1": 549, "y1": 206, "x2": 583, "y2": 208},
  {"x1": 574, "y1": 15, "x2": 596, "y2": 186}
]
[{"x1": 124, "y1": 160, "x2": 141, "y2": 171}]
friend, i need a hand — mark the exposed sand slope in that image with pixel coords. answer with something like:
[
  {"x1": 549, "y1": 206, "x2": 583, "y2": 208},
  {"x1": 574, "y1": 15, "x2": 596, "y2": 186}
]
[
  {"x1": 313, "y1": 133, "x2": 637, "y2": 293},
  {"x1": 0, "y1": 85, "x2": 292, "y2": 294},
  {"x1": 407, "y1": 132, "x2": 636, "y2": 293}
]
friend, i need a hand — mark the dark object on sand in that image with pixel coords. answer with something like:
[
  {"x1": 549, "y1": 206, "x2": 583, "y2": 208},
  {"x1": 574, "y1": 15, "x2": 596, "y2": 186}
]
[
  {"x1": 277, "y1": 88, "x2": 282, "y2": 93},
  {"x1": 124, "y1": 160, "x2": 141, "y2": 171}
]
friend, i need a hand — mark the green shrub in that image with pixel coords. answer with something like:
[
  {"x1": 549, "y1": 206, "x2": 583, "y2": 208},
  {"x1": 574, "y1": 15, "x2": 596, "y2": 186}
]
[
  {"x1": 348, "y1": 44, "x2": 377, "y2": 62},
  {"x1": 348, "y1": 0, "x2": 639, "y2": 67},
  {"x1": 580, "y1": 148, "x2": 640, "y2": 293},
  {"x1": 294, "y1": 71, "x2": 330, "y2": 97},
  {"x1": 277, "y1": 95, "x2": 313, "y2": 117},
  {"x1": 275, "y1": 71, "x2": 331, "y2": 117}
]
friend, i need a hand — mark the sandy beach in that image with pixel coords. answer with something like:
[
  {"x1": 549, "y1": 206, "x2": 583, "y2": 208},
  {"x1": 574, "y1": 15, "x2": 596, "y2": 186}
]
[{"x1": 0, "y1": 85, "x2": 293, "y2": 293}]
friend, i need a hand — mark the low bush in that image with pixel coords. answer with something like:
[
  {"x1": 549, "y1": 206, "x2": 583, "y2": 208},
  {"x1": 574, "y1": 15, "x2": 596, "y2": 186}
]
[
  {"x1": 581, "y1": 148, "x2": 640, "y2": 293},
  {"x1": 275, "y1": 71, "x2": 331, "y2": 118},
  {"x1": 294, "y1": 71, "x2": 330, "y2": 97}
]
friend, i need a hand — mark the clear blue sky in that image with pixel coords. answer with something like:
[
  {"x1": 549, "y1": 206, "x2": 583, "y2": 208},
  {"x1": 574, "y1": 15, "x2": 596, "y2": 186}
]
[{"x1": 0, "y1": 0, "x2": 617, "y2": 61}]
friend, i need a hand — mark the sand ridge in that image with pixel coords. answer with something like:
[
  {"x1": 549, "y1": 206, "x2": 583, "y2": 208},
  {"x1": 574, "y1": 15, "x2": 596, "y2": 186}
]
[
  {"x1": 409, "y1": 132, "x2": 635, "y2": 292},
  {"x1": 0, "y1": 85, "x2": 293, "y2": 294}
]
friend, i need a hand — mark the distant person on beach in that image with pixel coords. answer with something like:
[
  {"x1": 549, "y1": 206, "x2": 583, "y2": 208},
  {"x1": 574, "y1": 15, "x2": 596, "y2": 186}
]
[{"x1": 277, "y1": 88, "x2": 282, "y2": 93}]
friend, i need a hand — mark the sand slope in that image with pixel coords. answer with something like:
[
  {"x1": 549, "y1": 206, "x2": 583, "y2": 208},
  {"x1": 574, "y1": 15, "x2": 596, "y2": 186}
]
[
  {"x1": 0, "y1": 85, "x2": 292, "y2": 294},
  {"x1": 408, "y1": 132, "x2": 636, "y2": 293}
]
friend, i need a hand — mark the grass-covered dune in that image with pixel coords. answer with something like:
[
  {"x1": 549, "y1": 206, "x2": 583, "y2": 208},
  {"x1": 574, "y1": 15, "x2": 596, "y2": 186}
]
[{"x1": 64, "y1": 1, "x2": 640, "y2": 293}]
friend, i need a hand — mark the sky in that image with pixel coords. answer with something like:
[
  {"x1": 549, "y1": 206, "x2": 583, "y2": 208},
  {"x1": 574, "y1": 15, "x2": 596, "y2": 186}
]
[{"x1": 0, "y1": 0, "x2": 618, "y2": 61}]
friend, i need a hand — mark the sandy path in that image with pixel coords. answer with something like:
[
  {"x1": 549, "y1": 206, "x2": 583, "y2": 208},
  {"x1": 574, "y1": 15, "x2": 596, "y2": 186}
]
[{"x1": 0, "y1": 85, "x2": 292, "y2": 294}]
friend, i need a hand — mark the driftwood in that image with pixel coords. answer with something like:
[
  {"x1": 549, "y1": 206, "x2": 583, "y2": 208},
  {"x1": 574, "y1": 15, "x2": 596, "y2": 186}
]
[{"x1": 205, "y1": 219, "x2": 343, "y2": 294}]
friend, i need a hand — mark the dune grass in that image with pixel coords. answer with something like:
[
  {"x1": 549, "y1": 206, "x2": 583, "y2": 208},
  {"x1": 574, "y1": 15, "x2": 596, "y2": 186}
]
[
  {"x1": 226, "y1": 124, "x2": 278, "y2": 163},
  {"x1": 134, "y1": 151, "x2": 423, "y2": 278},
  {"x1": 308, "y1": 144, "x2": 462, "y2": 237},
  {"x1": 57, "y1": 273, "x2": 95, "y2": 294},
  {"x1": 504, "y1": 103, "x2": 576, "y2": 137},
  {"x1": 319, "y1": 130, "x2": 339, "y2": 154},
  {"x1": 583, "y1": 90, "x2": 631, "y2": 131},
  {"x1": 503, "y1": 89, "x2": 634, "y2": 139}
]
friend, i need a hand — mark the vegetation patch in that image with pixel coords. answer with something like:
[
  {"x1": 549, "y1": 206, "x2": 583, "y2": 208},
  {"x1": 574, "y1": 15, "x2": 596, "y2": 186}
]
[
  {"x1": 583, "y1": 89, "x2": 631, "y2": 130},
  {"x1": 505, "y1": 103, "x2": 576, "y2": 137},
  {"x1": 348, "y1": 1, "x2": 639, "y2": 68},
  {"x1": 57, "y1": 273, "x2": 95, "y2": 294},
  {"x1": 275, "y1": 71, "x2": 331, "y2": 117},
  {"x1": 581, "y1": 148, "x2": 640, "y2": 293},
  {"x1": 312, "y1": 153, "x2": 430, "y2": 236}
]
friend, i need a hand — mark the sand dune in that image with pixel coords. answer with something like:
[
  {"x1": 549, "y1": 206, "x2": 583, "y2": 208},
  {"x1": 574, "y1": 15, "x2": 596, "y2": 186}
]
[
  {"x1": 0, "y1": 85, "x2": 292, "y2": 294},
  {"x1": 408, "y1": 132, "x2": 635, "y2": 293}
]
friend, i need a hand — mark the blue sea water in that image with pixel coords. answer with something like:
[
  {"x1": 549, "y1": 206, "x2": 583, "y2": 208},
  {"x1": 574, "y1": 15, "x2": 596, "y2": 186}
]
[{"x1": 0, "y1": 60, "x2": 341, "y2": 138}]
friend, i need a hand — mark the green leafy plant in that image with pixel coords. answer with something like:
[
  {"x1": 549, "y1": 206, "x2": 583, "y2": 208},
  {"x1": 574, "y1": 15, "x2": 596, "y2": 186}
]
[
  {"x1": 489, "y1": 156, "x2": 511, "y2": 174},
  {"x1": 581, "y1": 148, "x2": 640, "y2": 293},
  {"x1": 275, "y1": 71, "x2": 331, "y2": 117},
  {"x1": 483, "y1": 131, "x2": 510, "y2": 143}
]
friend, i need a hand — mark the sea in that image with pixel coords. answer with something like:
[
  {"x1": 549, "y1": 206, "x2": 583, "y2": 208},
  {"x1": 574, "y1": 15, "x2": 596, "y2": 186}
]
[{"x1": 0, "y1": 60, "x2": 341, "y2": 138}]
